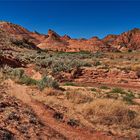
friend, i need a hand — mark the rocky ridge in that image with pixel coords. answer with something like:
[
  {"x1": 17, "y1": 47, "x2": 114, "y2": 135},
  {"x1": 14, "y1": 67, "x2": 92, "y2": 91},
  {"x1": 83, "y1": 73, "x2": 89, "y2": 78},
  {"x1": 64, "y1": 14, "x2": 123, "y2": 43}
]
[{"x1": 0, "y1": 21, "x2": 140, "y2": 52}]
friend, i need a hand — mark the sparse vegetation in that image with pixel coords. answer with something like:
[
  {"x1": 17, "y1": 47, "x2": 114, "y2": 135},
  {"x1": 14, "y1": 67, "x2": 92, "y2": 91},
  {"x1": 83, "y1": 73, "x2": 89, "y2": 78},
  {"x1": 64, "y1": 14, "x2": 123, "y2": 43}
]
[
  {"x1": 81, "y1": 99, "x2": 137, "y2": 126},
  {"x1": 1, "y1": 24, "x2": 140, "y2": 139},
  {"x1": 38, "y1": 76, "x2": 59, "y2": 90},
  {"x1": 0, "y1": 66, "x2": 59, "y2": 90},
  {"x1": 18, "y1": 75, "x2": 37, "y2": 85},
  {"x1": 91, "y1": 88, "x2": 97, "y2": 92},
  {"x1": 100, "y1": 85, "x2": 110, "y2": 90},
  {"x1": 65, "y1": 90, "x2": 93, "y2": 104},
  {"x1": 64, "y1": 82, "x2": 77, "y2": 86},
  {"x1": 111, "y1": 87, "x2": 126, "y2": 94}
]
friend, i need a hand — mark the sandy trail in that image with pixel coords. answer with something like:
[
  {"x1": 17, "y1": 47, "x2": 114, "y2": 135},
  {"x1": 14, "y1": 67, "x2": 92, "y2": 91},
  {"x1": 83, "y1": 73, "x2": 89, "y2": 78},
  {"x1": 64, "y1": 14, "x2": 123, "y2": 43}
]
[{"x1": 4, "y1": 80, "x2": 117, "y2": 140}]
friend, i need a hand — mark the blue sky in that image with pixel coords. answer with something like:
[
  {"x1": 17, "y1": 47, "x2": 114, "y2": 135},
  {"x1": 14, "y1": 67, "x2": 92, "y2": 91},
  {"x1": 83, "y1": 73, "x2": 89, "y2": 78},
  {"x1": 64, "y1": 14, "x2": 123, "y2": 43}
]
[{"x1": 0, "y1": 0, "x2": 140, "y2": 39}]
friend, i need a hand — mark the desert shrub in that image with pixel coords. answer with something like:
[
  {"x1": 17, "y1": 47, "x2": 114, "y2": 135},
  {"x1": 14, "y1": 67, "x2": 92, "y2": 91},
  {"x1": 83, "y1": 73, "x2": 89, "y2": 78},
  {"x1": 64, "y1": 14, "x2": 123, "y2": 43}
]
[
  {"x1": 52, "y1": 61, "x2": 69, "y2": 73},
  {"x1": 111, "y1": 87, "x2": 126, "y2": 94},
  {"x1": 0, "y1": 66, "x2": 37, "y2": 86},
  {"x1": 2, "y1": 65, "x2": 13, "y2": 74},
  {"x1": 38, "y1": 76, "x2": 59, "y2": 90},
  {"x1": 52, "y1": 59, "x2": 91, "y2": 73},
  {"x1": 123, "y1": 92, "x2": 135, "y2": 104},
  {"x1": 91, "y1": 88, "x2": 97, "y2": 92},
  {"x1": 11, "y1": 69, "x2": 24, "y2": 79},
  {"x1": 100, "y1": 85, "x2": 110, "y2": 90},
  {"x1": 34, "y1": 51, "x2": 92, "y2": 73},
  {"x1": 10, "y1": 70, "x2": 59, "y2": 90},
  {"x1": 56, "y1": 51, "x2": 94, "y2": 59},
  {"x1": 105, "y1": 89, "x2": 135, "y2": 104},
  {"x1": 82, "y1": 99, "x2": 137, "y2": 126},
  {"x1": 0, "y1": 64, "x2": 59, "y2": 90},
  {"x1": 18, "y1": 75, "x2": 37, "y2": 85},
  {"x1": 67, "y1": 119, "x2": 79, "y2": 127},
  {"x1": 0, "y1": 65, "x2": 15, "y2": 80},
  {"x1": 64, "y1": 82, "x2": 77, "y2": 86}
]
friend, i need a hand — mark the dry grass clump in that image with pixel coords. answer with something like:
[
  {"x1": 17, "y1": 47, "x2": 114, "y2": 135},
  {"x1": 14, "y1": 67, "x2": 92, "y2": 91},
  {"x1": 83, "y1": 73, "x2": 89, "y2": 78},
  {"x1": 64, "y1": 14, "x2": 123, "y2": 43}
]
[
  {"x1": 81, "y1": 99, "x2": 138, "y2": 127},
  {"x1": 130, "y1": 115, "x2": 140, "y2": 128},
  {"x1": 131, "y1": 64, "x2": 140, "y2": 71},
  {"x1": 65, "y1": 90, "x2": 93, "y2": 104},
  {"x1": 43, "y1": 88, "x2": 63, "y2": 96}
]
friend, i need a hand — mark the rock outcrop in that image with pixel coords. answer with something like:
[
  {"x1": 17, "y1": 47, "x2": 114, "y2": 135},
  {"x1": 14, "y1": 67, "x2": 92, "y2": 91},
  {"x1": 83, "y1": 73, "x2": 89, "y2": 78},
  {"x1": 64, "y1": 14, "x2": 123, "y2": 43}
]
[{"x1": 111, "y1": 28, "x2": 140, "y2": 51}]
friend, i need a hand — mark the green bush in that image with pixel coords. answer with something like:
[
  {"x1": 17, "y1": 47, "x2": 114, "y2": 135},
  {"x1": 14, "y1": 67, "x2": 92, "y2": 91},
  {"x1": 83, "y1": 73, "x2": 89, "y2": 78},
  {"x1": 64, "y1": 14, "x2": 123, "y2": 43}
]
[
  {"x1": 111, "y1": 87, "x2": 126, "y2": 94},
  {"x1": 52, "y1": 60, "x2": 91, "y2": 73},
  {"x1": 123, "y1": 92, "x2": 135, "y2": 104},
  {"x1": 64, "y1": 82, "x2": 77, "y2": 86},
  {"x1": 0, "y1": 65, "x2": 59, "y2": 90},
  {"x1": 38, "y1": 76, "x2": 59, "y2": 90},
  {"x1": 91, "y1": 88, "x2": 97, "y2": 92},
  {"x1": 11, "y1": 69, "x2": 24, "y2": 79},
  {"x1": 18, "y1": 75, "x2": 37, "y2": 85},
  {"x1": 18, "y1": 74, "x2": 59, "y2": 90}
]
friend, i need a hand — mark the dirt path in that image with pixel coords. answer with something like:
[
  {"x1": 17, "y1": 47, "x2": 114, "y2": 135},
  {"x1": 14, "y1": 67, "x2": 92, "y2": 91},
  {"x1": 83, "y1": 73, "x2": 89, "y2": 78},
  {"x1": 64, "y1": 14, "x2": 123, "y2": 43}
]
[{"x1": 4, "y1": 80, "x2": 117, "y2": 140}]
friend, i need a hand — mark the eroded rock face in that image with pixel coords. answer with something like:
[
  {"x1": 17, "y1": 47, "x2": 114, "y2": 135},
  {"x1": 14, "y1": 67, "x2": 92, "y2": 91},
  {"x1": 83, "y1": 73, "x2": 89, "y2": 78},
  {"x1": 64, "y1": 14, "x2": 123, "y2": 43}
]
[
  {"x1": 1, "y1": 21, "x2": 140, "y2": 52},
  {"x1": 0, "y1": 21, "x2": 114, "y2": 52},
  {"x1": 37, "y1": 31, "x2": 68, "y2": 51},
  {"x1": 37, "y1": 27, "x2": 140, "y2": 52},
  {"x1": 56, "y1": 67, "x2": 140, "y2": 87},
  {"x1": 61, "y1": 35, "x2": 71, "y2": 41},
  {"x1": 48, "y1": 29, "x2": 60, "y2": 39},
  {"x1": 109, "y1": 28, "x2": 140, "y2": 51},
  {"x1": 102, "y1": 34, "x2": 118, "y2": 45},
  {"x1": 0, "y1": 21, "x2": 46, "y2": 46},
  {"x1": 0, "y1": 55, "x2": 26, "y2": 68},
  {"x1": 0, "y1": 21, "x2": 30, "y2": 35}
]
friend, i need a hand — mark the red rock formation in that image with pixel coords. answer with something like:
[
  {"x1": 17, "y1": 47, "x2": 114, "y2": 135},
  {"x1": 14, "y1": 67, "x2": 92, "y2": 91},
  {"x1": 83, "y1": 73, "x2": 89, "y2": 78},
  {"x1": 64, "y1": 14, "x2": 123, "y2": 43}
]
[
  {"x1": 0, "y1": 21, "x2": 46, "y2": 45},
  {"x1": 107, "y1": 28, "x2": 140, "y2": 51},
  {"x1": 1, "y1": 21, "x2": 140, "y2": 52},
  {"x1": 37, "y1": 29, "x2": 68, "y2": 51},
  {"x1": 0, "y1": 21, "x2": 30, "y2": 35},
  {"x1": 61, "y1": 35, "x2": 71, "y2": 41},
  {"x1": 102, "y1": 34, "x2": 118, "y2": 45},
  {"x1": 0, "y1": 55, "x2": 26, "y2": 67}
]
